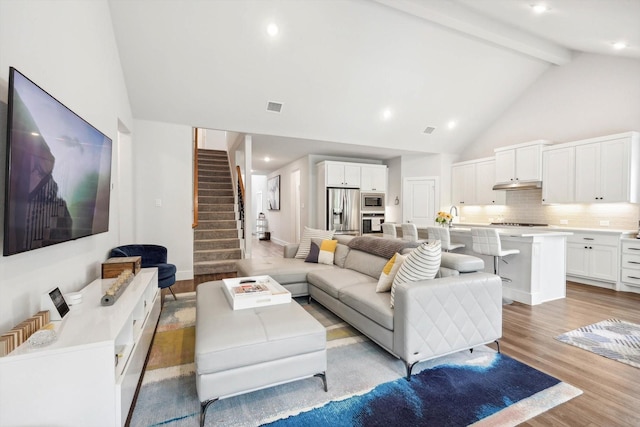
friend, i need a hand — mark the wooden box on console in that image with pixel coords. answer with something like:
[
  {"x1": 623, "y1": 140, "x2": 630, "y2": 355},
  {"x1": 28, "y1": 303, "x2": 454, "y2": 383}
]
[{"x1": 102, "y1": 256, "x2": 142, "y2": 279}]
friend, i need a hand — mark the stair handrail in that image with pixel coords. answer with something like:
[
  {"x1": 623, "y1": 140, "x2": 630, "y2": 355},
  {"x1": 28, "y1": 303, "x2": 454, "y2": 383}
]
[
  {"x1": 236, "y1": 165, "x2": 245, "y2": 202},
  {"x1": 236, "y1": 165, "x2": 245, "y2": 239},
  {"x1": 192, "y1": 130, "x2": 199, "y2": 229}
]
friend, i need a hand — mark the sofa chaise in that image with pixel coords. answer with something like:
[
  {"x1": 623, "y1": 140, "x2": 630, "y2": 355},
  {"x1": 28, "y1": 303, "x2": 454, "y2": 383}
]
[{"x1": 236, "y1": 235, "x2": 502, "y2": 378}]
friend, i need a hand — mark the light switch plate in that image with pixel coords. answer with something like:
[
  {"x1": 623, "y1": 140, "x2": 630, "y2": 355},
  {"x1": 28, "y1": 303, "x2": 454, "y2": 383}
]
[
  {"x1": 600, "y1": 220, "x2": 610, "y2": 226},
  {"x1": 560, "y1": 219, "x2": 568, "y2": 225}
]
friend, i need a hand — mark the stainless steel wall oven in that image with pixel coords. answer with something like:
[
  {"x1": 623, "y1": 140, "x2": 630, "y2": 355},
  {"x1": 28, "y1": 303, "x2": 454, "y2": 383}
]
[{"x1": 362, "y1": 213, "x2": 385, "y2": 234}]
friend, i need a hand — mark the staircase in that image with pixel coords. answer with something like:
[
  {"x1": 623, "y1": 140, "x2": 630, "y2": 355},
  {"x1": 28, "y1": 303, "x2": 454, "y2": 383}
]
[{"x1": 193, "y1": 149, "x2": 242, "y2": 275}]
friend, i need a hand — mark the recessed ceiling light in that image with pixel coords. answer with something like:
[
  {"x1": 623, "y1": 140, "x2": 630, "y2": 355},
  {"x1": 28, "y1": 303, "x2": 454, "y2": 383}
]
[
  {"x1": 267, "y1": 23, "x2": 279, "y2": 37},
  {"x1": 264, "y1": 156, "x2": 271, "y2": 162},
  {"x1": 30, "y1": 132, "x2": 40, "y2": 136},
  {"x1": 447, "y1": 120, "x2": 457, "y2": 130},
  {"x1": 612, "y1": 41, "x2": 628, "y2": 50},
  {"x1": 530, "y1": 3, "x2": 549, "y2": 14},
  {"x1": 382, "y1": 108, "x2": 392, "y2": 120}
]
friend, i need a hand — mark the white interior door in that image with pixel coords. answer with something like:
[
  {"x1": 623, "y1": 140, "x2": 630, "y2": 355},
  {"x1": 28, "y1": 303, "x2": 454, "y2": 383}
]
[{"x1": 402, "y1": 177, "x2": 439, "y2": 227}]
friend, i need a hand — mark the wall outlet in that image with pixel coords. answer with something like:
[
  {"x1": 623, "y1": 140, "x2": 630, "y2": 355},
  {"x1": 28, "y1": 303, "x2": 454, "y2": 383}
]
[
  {"x1": 155, "y1": 198, "x2": 162, "y2": 207},
  {"x1": 560, "y1": 219, "x2": 568, "y2": 225},
  {"x1": 600, "y1": 220, "x2": 610, "y2": 226}
]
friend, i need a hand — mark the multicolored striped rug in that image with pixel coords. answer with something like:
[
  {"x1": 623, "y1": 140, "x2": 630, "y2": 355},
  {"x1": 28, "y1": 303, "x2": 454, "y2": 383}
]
[
  {"x1": 130, "y1": 292, "x2": 581, "y2": 426},
  {"x1": 556, "y1": 318, "x2": 640, "y2": 369}
]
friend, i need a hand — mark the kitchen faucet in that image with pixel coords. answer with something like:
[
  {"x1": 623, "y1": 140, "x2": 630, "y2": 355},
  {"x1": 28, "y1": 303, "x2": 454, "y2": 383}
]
[{"x1": 449, "y1": 205, "x2": 458, "y2": 227}]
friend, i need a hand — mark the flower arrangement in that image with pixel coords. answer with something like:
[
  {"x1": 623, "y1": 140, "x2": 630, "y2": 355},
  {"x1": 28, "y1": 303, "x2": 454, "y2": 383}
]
[{"x1": 435, "y1": 211, "x2": 453, "y2": 226}]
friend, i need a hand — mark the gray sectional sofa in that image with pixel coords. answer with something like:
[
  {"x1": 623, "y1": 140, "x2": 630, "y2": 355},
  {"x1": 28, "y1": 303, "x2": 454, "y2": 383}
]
[{"x1": 236, "y1": 235, "x2": 503, "y2": 378}]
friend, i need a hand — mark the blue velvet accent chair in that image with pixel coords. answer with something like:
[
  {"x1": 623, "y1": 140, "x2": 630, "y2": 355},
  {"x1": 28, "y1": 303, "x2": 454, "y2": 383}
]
[{"x1": 109, "y1": 244, "x2": 177, "y2": 300}]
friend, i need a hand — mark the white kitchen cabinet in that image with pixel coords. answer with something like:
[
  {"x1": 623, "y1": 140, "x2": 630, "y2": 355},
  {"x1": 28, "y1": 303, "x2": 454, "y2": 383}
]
[
  {"x1": 451, "y1": 162, "x2": 476, "y2": 205},
  {"x1": 0, "y1": 269, "x2": 160, "y2": 426},
  {"x1": 574, "y1": 137, "x2": 635, "y2": 203},
  {"x1": 475, "y1": 159, "x2": 506, "y2": 205},
  {"x1": 542, "y1": 146, "x2": 575, "y2": 204},
  {"x1": 360, "y1": 165, "x2": 387, "y2": 192},
  {"x1": 325, "y1": 162, "x2": 360, "y2": 187},
  {"x1": 452, "y1": 158, "x2": 505, "y2": 205},
  {"x1": 495, "y1": 140, "x2": 550, "y2": 184},
  {"x1": 540, "y1": 132, "x2": 639, "y2": 204},
  {"x1": 566, "y1": 232, "x2": 619, "y2": 287},
  {"x1": 620, "y1": 239, "x2": 640, "y2": 293}
]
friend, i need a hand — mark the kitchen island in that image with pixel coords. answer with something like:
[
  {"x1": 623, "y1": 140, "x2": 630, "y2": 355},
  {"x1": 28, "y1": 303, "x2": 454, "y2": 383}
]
[{"x1": 424, "y1": 225, "x2": 572, "y2": 305}]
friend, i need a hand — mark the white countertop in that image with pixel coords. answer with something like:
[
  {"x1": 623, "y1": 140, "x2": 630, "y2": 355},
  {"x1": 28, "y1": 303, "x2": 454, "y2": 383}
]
[
  {"x1": 447, "y1": 226, "x2": 572, "y2": 238},
  {"x1": 447, "y1": 222, "x2": 636, "y2": 236}
]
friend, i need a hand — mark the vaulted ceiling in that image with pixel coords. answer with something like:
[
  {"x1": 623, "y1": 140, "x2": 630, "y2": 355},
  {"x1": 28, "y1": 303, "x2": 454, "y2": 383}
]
[{"x1": 108, "y1": 0, "x2": 640, "y2": 173}]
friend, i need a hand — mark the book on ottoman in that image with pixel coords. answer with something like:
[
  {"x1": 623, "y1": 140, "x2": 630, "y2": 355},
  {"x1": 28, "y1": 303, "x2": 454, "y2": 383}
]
[{"x1": 222, "y1": 276, "x2": 291, "y2": 310}]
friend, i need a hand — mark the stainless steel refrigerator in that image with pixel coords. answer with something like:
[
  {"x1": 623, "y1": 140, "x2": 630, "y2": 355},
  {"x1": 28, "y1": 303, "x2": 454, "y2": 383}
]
[{"x1": 327, "y1": 188, "x2": 360, "y2": 235}]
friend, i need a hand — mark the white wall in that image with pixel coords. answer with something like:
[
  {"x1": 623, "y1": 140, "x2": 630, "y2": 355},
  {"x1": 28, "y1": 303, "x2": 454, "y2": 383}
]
[
  {"x1": 385, "y1": 157, "x2": 402, "y2": 223},
  {"x1": 463, "y1": 53, "x2": 640, "y2": 160},
  {"x1": 202, "y1": 129, "x2": 229, "y2": 151},
  {"x1": 394, "y1": 152, "x2": 459, "y2": 221},
  {"x1": 133, "y1": 119, "x2": 194, "y2": 280},
  {"x1": 251, "y1": 175, "x2": 268, "y2": 233},
  {"x1": 265, "y1": 156, "x2": 310, "y2": 245},
  {"x1": 116, "y1": 127, "x2": 135, "y2": 244},
  {"x1": 0, "y1": 0, "x2": 133, "y2": 332}
]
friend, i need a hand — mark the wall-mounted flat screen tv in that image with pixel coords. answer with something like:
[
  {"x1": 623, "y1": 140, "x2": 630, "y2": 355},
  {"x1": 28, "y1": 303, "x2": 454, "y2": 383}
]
[{"x1": 3, "y1": 67, "x2": 112, "y2": 256}]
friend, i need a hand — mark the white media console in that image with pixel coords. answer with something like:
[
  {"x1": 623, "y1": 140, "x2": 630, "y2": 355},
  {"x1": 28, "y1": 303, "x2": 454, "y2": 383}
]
[{"x1": 0, "y1": 268, "x2": 161, "y2": 426}]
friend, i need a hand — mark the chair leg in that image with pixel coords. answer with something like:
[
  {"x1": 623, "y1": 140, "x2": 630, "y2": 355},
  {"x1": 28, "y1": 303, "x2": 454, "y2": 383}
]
[
  {"x1": 494, "y1": 256, "x2": 513, "y2": 305},
  {"x1": 168, "y1": 286, "x2": 177, "y2": 300}
]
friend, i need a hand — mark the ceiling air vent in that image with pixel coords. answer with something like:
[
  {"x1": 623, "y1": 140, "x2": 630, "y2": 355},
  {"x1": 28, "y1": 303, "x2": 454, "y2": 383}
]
[
  {"x1": 266, "y1": 101, "x2": 283, "y2": 113},
  {"x1": 423, "y1": 126, "x2": 436, "y2": 134}
]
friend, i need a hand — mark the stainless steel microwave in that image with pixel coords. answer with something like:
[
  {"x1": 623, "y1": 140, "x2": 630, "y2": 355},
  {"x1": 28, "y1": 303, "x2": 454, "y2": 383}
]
[{"x1": 361, "y1": 193, "x2": 385, "y2": 212}]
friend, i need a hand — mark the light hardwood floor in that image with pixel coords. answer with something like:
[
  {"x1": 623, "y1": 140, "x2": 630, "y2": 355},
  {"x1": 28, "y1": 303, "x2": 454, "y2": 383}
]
[{"x1": 174, "y1": 237, "x2": 640, "y2": 426}]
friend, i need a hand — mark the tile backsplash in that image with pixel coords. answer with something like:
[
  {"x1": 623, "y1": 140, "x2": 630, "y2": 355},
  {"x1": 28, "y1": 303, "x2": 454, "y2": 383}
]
[{"x1": 457, "y1": 189, "x2": 640, "y2": 230}]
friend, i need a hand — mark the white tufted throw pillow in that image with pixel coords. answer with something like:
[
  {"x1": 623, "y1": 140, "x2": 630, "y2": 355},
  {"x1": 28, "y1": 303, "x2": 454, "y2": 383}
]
[
  {"x1": 390, "y1": 240, "x2": 441, "y2": 308},
  {"x1": 295, "y1": 227, "x2": 335, "y2": 259}
]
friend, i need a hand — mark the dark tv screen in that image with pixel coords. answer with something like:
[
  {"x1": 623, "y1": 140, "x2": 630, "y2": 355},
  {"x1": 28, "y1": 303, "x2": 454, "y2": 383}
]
[{"x1": 3, "y1": 67, "x2": 112, "y2": 256}]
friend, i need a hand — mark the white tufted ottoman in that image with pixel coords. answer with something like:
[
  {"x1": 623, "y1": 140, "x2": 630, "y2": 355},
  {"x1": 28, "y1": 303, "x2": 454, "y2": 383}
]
[{"x1": 195, "y1": 280, "x2": 327, "y2": 426}]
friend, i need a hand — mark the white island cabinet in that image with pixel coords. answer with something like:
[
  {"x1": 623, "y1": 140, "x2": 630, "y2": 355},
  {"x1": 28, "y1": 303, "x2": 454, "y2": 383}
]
[
  {"x1": 0, "y1": 268, "x2": 160, "y2": 427},
  {"x1": 448, "y1": 227, "x2": 571, "y2": 305}
]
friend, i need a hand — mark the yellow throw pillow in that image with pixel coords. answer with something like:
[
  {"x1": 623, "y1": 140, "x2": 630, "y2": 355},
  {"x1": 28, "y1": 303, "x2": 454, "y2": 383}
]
[
  {"x1": 305, "y1": 239, "x2": 338, "y2": 265},
  {"x1": 318, "y1": 239, "x2": 338, "y2": 265},
  {"x1": 376, "y1": 253, "x2": 406, "y2": 292}
]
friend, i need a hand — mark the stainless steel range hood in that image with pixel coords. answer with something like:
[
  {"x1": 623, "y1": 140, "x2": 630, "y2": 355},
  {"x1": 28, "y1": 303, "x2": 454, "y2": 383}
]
[{"x1": 492, "y1": 181, "x2": 542, "y2": 191}]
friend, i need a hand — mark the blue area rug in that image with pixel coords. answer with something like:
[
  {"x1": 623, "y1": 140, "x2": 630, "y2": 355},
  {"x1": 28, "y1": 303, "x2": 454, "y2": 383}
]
[
  {"x1": 264, "y1": 352, "x2": 580, "y2": 427},
  {"x1": 131, "y1": 296, "x2": 581, "y2": 426}
]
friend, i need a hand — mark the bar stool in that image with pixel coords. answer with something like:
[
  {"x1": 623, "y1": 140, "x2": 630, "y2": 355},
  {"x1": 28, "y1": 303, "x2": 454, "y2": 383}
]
[
  {"x1": 400, "y1": 223, "x2": 418, "y2": 241},
  {"x1": 401, "y1": 223, "x2": 428, "y2": 243},
  {"x1": 381, "y1": 222, "x2": 397, "y2": 239},
  {"x1": 427, "y1": 226, "x2": 465, "y2": 252},
  {"x1": 471, "y1": 228, "x2": 519, "y2": 304}
]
